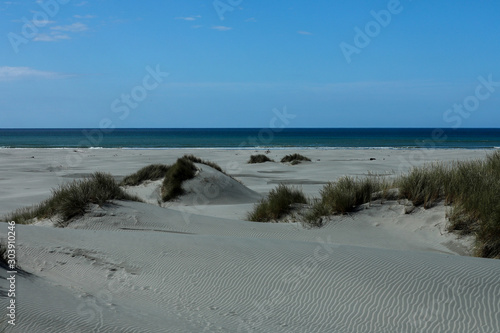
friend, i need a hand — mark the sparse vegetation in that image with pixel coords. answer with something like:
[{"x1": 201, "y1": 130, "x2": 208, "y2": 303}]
[
  {"x1": 304, "y1": 176, "x2": 390, "y2": 225},
  {"x1": 281, "y1": 153, "x2": 311, "y2": 164},
  {"x1": 446, "y1": 206, "x2": 479, "y2": 236},
  {"x1": 4, "y1": 172, "x2": 142, "y2": 225},
  {"x1": 121, "y1": 164, "x2": 170, "y2": 186},
  {"x1": 392, "y1": 152, "x2": 500, "y2": 258},
  {"x1": 182, "y1": 154, "x2": 242, "y2": 183},
  {"x1": 301, "y1": 200, "x2": 326, "y2": 226},
  {"x1": 161, "y1": 157, "x2": 198, "y2": 201},
  {"x1": 396, "y1": 163, "x2": 448, "y2": 208},
  {"x1": 248, "y1": 154, "x2": 274, "y2": 164},
  {"x1": 182, "y1": 154, "x2": 224, "y2": 173},
  {"x1": 247, "y1": 184, "x2": 307, "y2": 222},
  {"x1": 0, "y1": 242, "x2": 7, "y2": 268},
  {"x1": 4, "y1": 151, "x2": 500, "y2": 259},
  {"x1": 4, "y1": 155, "x2": 230, "y2": 224},
  {"x1": 0, "y1": 241, "x2": 26, "y2": 274},
  {"x1": 300, "y1": 151, "x2": 500, "y2": 258}
]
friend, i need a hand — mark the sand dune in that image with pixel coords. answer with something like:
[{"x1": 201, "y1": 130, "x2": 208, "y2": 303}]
[
  {"x1": 179, "y1": 163, "x2": 262, "y2": 205},
  {"x1": 123, "y1": 163, "x2": 262, "y2": 207},
  {"x1": 122, "y1": 162, "x2": 263, "y2": 220},
  {"x1": 1, "y1": 148, "x2": 499, "y2": 332}
]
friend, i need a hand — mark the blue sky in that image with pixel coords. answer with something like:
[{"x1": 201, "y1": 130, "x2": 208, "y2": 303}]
[{"x1": 1, "y1": 0, "x2": 499, "y2": 128}]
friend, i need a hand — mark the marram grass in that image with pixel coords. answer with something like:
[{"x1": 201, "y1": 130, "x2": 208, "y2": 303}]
[
  {"x1": 248, "y1": 154, "x2": 274, "y2": 164},
  {"x1": 252, "y1": 151, "x2": 500, "y2": 259},
  {"x1": 121, "y1": 164, "x2": 170, "y2": 186},
  {"x1": 4, "y1": 172, "x2": 142, "y2": 225},
  {"x1": 247, "y1": 184, "x2": 307, "y2": 222}
]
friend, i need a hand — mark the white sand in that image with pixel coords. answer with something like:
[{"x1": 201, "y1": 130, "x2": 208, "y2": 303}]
[{"x1": 1, "y1": 148, "x2": 499, "y2": 332}]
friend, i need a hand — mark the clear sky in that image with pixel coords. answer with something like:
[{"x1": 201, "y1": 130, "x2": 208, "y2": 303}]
[{"x1": 1, "y1": 0, "x2": 500, "y2": 128}]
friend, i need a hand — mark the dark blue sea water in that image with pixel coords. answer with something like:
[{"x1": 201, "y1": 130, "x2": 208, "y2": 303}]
[{"x1": 1, "y1": 128, "x2": 499, "y2": 149}]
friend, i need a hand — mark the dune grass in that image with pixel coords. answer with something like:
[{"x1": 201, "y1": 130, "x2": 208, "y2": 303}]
[
  {"x1": 121, "y1": 164, "x2": 170, "y2": 186},
  {"x1": 0, "y1": 242, "x2": 7, "y2": 268},
  {"x1": 396, "y1": 163, "x2": 449, "y2": 208},
  {"x1": 0, "y1": 242, "x2": 27, "y2": 275},
  {"x1": 248, "y1": 154, "x2": 274, "y2": 164},
  {"x1": 4, "y1": 172, "x2": 142, "y2": 225},
  {"x1": 160, "y1": 154, "x2": 241, "y2": 201},
  {"x1": 446, "y1": 153, "x2": 500, "y2": 258},
  {"x1": 4, "y1": 154, "x2": 226, "y2": 224},
  {"x1": 161, "y1": 157, "x2": 198, "y2": 201},
  {"x1": 121, "y1": 154, "x2": 225, "y2": 190},
  {"x1": 247, "y1": 184, "x2": 307, "y2": 222},
  {"x1": 281, "y1": 153, "x2": 311, "y2": 164},
  {"x1": 304, "y1": 176, "x2": 390, "y2": 226},
  {"x1": 182, "y1": 154, "x2": 224, "y2": 173},
  {"x1": 446, "y1": 205, "x2": 479, "y2": 236},
  {"x1": 300, "y1": 151, "x2": 500, "y2": 258},
  {"x1": 395, "y1": 152, "x2": 500, "y2": 258},
  {"x1": 182, "y1": 154, "x2": 243, "y2": 183}
]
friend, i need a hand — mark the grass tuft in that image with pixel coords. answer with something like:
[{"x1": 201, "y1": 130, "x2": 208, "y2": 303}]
[
  {"x1": 182, "y1": 154, "x2": 242, "y2": 183},
  {"x1": 4, "y1": 172, "x2": 142, "y2": 225},
  {"x1": 182, "y1": 154, "x2": 224, "y2": 173},
  {"x1": 396, "y1": 163, "x2": 448, "y2": 208},
  {"x1": 281, "y1": 153, "x2": 311, "y2": 164},
  {"x1": 121, "y1": 164, "x2": 170, "y2": 186},
  {"x1": 161, "y1": 158, "x2": 198, "y2": 201},
  {"x1": 446, "y1": 206, "x2": 479, "y2": 236},
  {"x1": 248, "y1": 154, "x2": 274, "y2": 164},
  {"x1": 247, "y1": 184, "x2": 307, "y2": 222},
  {"x1": 302, "y1": 199, "x2": 329, "y2": 228},
  {"x1": 306, "y1": 176, "x2": 386, "y2": 223},
  {"x1": 0, "y1": 242, "x2": 7, "y2": 268},
  {"x1": 0, "y1": 241, "x2": 28, "y2": 274}
]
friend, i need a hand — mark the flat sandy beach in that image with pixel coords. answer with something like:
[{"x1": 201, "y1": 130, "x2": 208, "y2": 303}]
[{"x1": 1, "y1": 148, "x2": 499, "y2": 332}]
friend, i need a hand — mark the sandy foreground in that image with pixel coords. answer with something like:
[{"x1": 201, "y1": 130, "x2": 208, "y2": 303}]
[{"x1": 0, "y1": 148, "x2": 499, "y2": 333}]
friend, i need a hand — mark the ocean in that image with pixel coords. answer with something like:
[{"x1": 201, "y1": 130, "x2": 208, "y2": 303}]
[{"x1": 1, "y1": 128, "x2": 499, "y2": 149}]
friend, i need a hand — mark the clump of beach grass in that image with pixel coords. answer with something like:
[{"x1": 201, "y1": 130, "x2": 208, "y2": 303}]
[
  {"x1": 281, "y1": 153, "x2": 311, "y2": 164},
  {"x1": 4, "y1": 172, "x2": 142, "y2": 225},
  {"x1": 396, "y1": 162, "x2": 449, "y2": 208},
  {"x1": 121, "y1": 164, "x2": 170, "y2": 186},
  {"x1": 161, "y1": 157, "x2": 198, "y2": 201},
  {"x1": 247, "y1": 184, "x2": 307, "y2": 222},
  {"x1": 446, "y1": 205, "x2": 479, "y2": 236},
  {"x1": 0, "y1": 241, "x2": 28, "y2": 275},
  {"x1": 0, "y1": 242, "x2": 8, "y2": 268},
  {"x1": 248, "y1": 154, "x2": 274, "y2": 164},
  {"x1": 182, "y1": 154, "x2": 242, "y2": 183},
  {"x1": 182, "y1": 154, "x2": 224, "y2": 173},
  {"x1": 305, "y1": 176, "x2": 389, "y2": 225}
]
